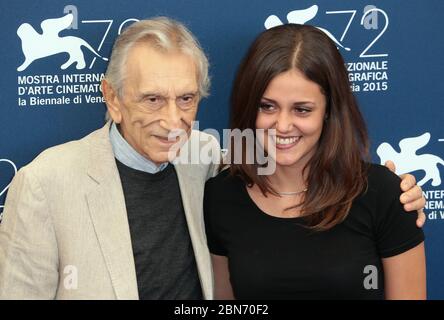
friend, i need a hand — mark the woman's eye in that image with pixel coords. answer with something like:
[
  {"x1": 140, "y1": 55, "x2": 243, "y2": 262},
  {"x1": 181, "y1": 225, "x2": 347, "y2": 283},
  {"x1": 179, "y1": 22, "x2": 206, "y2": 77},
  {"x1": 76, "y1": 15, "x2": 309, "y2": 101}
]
[
  {"x1": 259, "y1": 103, "x2": 276, "y2": 112},
  {"x1": 294, "y1": 107, "x2": 311, "y2": 114}
]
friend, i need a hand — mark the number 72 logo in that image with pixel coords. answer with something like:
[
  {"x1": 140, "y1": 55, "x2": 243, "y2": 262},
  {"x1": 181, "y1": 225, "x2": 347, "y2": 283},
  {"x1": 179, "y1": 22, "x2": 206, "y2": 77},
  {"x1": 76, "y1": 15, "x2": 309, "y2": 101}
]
[{"x1": 265, "y1": 5, "x2": 389, "y2": 58}]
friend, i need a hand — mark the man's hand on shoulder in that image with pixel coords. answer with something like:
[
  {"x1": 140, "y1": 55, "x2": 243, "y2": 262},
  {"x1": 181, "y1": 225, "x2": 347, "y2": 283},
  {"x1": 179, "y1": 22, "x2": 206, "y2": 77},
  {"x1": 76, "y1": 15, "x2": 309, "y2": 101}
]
[{"x1": 385, "y1": 160, "x2": 426, "y2": 228}]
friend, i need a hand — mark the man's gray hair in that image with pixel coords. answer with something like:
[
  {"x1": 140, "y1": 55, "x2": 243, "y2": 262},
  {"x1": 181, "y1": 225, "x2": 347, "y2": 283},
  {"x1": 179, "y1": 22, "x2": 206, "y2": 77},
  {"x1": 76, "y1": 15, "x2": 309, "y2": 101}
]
[{"x1": 104, "y1": 16, "x2": 210, "y2": 100}]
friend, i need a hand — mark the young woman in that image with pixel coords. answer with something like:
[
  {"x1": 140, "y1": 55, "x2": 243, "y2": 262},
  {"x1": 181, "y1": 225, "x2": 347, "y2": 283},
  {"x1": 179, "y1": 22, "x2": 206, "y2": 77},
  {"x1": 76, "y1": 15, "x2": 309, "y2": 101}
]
[{"x1": 204, "y1": 24, "x2": 426, "y2": 299}]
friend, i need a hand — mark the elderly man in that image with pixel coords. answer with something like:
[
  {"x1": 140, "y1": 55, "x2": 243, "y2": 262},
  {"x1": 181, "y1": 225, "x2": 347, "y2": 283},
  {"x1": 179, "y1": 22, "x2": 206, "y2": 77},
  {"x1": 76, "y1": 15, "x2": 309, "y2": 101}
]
[{"x1": 0, "y1": 17, "x2": 425, "y2": 300}]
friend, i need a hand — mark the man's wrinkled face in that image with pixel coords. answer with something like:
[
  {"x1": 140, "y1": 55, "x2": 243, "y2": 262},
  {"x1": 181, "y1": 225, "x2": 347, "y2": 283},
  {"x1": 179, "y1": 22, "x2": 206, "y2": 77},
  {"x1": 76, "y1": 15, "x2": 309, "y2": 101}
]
[{"x1": 104, "y1": 43, "x2": 199, "y2": 166}]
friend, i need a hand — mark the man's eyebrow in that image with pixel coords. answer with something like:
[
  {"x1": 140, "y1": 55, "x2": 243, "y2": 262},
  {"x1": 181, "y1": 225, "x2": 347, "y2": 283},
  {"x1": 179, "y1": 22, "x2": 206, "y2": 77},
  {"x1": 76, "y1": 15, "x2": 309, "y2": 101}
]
[
  {"x1": 178, "y1": 91, "x2": 198, "y2": 97},
  {"x1": 135, "y1": 89, "x2": 199, "y2": 101}
]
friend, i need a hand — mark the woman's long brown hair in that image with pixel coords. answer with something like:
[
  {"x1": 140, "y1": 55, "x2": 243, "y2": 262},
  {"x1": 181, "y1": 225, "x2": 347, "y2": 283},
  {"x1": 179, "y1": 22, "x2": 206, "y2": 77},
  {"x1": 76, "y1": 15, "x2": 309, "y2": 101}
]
[{"x1": 228, "y1": 24, "x2": 370, "y2": 231}]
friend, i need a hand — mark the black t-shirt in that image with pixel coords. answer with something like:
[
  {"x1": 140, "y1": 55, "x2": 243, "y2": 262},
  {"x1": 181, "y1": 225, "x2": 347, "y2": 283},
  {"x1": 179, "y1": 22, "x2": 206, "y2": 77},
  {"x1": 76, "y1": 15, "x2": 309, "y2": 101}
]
[
  {"x1": 204, "y1": 164, "x2": 424, "y2": 299},
  {"x1": 116, "y1": 160, "x2": 202, "y2": 300}
]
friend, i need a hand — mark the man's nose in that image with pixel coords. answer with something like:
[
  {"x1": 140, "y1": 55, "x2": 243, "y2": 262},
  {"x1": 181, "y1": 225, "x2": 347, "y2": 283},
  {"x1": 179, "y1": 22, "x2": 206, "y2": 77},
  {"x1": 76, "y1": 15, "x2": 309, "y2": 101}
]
[{"x1": 163, "y1": 99, "x2": 182, "y2": 129}]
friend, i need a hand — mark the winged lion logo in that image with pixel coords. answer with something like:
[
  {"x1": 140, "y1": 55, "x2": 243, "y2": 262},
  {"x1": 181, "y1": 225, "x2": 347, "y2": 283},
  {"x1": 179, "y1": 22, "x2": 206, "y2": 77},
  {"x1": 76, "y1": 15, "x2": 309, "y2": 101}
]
[
  {"x1": 17, "y1": 13, "x2": 108, "y2": 71},
  {"x1": 377, "y1": 133, "x2": 444, "y2": 187}
]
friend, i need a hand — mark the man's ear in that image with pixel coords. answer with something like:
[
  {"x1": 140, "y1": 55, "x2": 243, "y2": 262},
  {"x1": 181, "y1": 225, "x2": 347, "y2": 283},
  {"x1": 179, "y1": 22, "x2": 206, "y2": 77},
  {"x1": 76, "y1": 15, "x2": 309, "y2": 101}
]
[{"x1": 102, "y1": 79, "x2": 122, "y2": 123}]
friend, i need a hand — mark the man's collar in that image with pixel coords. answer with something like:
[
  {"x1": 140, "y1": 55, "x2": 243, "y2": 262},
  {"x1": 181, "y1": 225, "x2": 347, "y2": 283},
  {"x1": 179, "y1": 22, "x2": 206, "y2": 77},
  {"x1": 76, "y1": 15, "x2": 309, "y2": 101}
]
[{"x1": 109, "y1": 122, "x2": 168, "y2": 174}]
